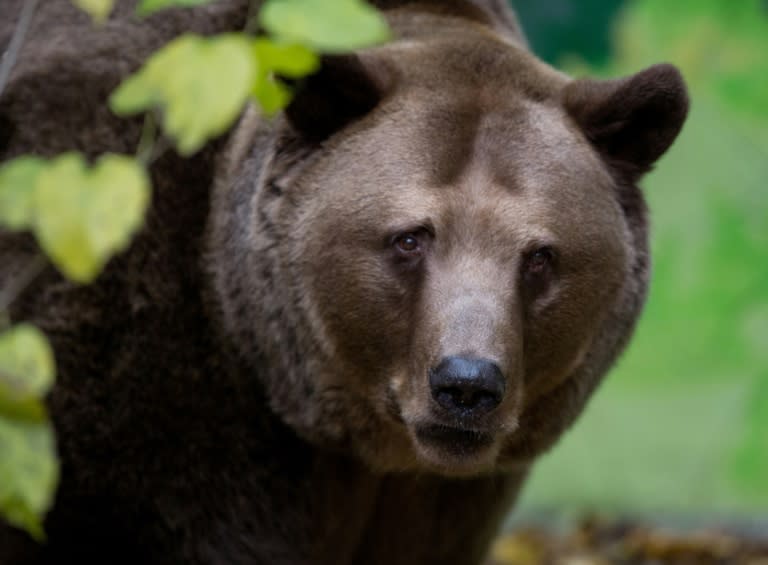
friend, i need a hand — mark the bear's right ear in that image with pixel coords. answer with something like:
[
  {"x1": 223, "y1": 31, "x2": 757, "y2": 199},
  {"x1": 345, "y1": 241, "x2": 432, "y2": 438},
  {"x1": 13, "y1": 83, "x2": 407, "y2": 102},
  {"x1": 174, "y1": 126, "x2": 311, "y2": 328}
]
[
  {"x1": 563, "y1": 63, "x2": 689, "y2": 181},
  {"x1": 285, "y1": 54, "x2": 392, "y2": 142}
]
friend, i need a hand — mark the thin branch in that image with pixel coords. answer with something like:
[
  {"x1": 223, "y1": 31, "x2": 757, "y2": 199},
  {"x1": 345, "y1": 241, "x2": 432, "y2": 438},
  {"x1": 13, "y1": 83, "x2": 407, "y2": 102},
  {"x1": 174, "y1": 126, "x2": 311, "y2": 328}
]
[
  {"x1": 136, "y1": 112, "x2": 158, "y2": 165},
  {"x1": 0, "y1": 0, "x2": 40, "y2": 99},
  {"x1": 136, "y1": 111, "x2": 174, "y2": 166},
  {"x1": 146, "y1": 134, "x2": 171, "y2": 166},
  {"x1": 0, "y1": 253, "x2": 47, "y2": 313},
  {"x1": 245, "y1": 0, "x2": 261, "y2": 34}
]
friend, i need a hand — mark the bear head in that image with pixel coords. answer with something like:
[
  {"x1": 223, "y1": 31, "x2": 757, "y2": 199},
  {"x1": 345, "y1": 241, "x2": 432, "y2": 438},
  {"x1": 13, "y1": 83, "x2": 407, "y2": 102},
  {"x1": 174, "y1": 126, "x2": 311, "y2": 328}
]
[{"x1": 207, "y1": 6, "x2": 688, "y2": 476}]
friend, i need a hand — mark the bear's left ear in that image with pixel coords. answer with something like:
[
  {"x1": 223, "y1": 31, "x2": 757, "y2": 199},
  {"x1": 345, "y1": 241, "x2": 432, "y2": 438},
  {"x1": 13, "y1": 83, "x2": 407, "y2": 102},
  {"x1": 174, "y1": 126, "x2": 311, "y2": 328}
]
[{"x1": 563, "y1": 63, "x2": 689, "y2": 180}]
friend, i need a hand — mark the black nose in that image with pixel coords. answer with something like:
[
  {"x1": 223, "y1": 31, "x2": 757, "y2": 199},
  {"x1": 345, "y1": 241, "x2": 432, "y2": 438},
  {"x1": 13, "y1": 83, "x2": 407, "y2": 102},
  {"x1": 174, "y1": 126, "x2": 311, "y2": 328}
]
[{"x1": 429, "y1": 356, "x2": 506, "y2": 417}]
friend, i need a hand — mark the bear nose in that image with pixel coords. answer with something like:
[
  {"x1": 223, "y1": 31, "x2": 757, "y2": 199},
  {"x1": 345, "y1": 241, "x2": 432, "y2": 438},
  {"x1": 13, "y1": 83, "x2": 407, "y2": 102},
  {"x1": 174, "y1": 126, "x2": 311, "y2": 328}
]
[{"x1": 429, "y1": 356, "x2": 506, "y2": 417}]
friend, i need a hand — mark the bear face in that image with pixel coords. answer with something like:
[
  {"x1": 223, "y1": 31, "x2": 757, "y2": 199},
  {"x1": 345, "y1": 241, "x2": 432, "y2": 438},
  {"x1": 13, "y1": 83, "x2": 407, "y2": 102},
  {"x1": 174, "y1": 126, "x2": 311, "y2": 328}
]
[
  {"x1": 288, "y1": 105, "x2": 628, "y2": 474},
  {"x1": 209, "y1": 15, "x2": 688, "y2": 476}
]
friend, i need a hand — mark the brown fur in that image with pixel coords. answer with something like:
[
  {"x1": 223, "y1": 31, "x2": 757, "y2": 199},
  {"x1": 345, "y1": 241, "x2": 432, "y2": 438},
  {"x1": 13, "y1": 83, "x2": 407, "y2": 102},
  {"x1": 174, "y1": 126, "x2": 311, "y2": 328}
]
[{"x1": 0, "y1": 0, "x2": 688, "y2": 563}]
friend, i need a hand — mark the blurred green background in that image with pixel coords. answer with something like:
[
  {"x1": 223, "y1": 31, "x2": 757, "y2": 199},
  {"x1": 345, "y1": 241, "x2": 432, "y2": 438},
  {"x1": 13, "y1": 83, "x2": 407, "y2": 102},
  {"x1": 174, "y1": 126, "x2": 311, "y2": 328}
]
[{"x1": 510, "y1": 0, "x2": 768, "y2": 519}]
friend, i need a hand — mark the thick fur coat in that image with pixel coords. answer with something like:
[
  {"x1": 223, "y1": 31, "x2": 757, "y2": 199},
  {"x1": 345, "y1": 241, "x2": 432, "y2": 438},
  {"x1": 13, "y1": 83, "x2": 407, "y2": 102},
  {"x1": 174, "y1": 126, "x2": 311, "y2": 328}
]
[{"x1": 0, "y1": 1, "x2": 688, "y2": 563}]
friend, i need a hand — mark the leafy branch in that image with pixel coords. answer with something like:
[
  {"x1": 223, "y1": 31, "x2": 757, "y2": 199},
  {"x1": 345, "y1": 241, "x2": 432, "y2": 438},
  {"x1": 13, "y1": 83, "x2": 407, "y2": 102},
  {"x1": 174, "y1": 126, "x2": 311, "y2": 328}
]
[{"x1": 0, "y1": 0, "x2": 389, "y2": 539}]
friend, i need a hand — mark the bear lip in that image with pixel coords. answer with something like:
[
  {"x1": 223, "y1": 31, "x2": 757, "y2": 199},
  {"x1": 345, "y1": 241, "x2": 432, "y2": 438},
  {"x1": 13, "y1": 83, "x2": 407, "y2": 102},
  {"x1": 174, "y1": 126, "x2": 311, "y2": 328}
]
[{"x1": 414, "y1": 423, "x2": 495, "y2": 455}]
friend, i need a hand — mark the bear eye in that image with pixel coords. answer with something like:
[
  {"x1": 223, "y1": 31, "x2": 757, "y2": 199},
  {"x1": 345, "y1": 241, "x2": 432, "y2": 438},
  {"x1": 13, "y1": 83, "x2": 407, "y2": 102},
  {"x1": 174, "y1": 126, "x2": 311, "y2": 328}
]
[
  {"x1": 521, "y1": 246, "x2": 556, "y2": 298},
  {"x1": 393, "y1": 232, "x2": 422, "y2": 255},
  {"x1": 521, "y1": 246, "x2": 557, "y2": 294},
  {"x1": 388, "y1": 227, "x2": 432, "y2": 271},
  {"x1": 525, "y1": 246, "x2": 555, "y2": 275}
]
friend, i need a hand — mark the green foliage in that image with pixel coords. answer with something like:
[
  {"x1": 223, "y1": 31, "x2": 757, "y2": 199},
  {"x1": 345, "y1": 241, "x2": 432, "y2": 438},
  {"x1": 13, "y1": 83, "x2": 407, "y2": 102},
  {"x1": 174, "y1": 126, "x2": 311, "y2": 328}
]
[
  {"x1": 609, "y1": 0, "x2": 768, "y2": 504},
  {"x1": 513, "y1": 0, "x2": 626, "y2": 66},
  {"x1": 0, "y1": 419, "x2": 57, "y2": 541},
  {"x1": 111, "y1": 0, "x2": 387, "y2": 153},
  {"x1": 251, "y1": 39, "x2": 319, "y2": 114},
  {"x1": 519, "y1": 0, "x2": 768, "y2": 516},
  {"x1": 0, "y1": 152, "x2": 149, "y2": 537},
  {"x1": 733, "y1": 372, "x2": 768, "y2": 494},
  {"x1": 71, "y1": 0, "x2": 115, "y2": 23},
  {"x1": 3, "y1": 0, "x2": 390, "y2": 539},
  {"x1": 0, "y1": 153, "x2": 151, "y2": 283},
  {"x1": 111, "y1": 34, "x2": 257, "y2": 155},
  {"x1": 110, "y1": 34, "x2": 321, "y2": 151},
  {"x1": 615, "y1": 0, "x2": 768, "y2": 128},
  {"x1": 137, "y1": 0, "x2": 214, "y2": 17},
  {"x1": 0, "y1": 325, "x2": 58, "y2": 540},
  {"x1": 73, "y1": 0, "x2": 216, "y2": 19},
  {"x1": 0, "y1": 325, "x2": 54, "y2": 417},
  {"x1": 0, "y1": 157, "x2": 46, "y2": 230},
  {"x1": 34, "y1": 154, "x2": 150, "y2": 283},
  {"x1": 260, "y1": 0, "x2": 390, "y2": 52}
]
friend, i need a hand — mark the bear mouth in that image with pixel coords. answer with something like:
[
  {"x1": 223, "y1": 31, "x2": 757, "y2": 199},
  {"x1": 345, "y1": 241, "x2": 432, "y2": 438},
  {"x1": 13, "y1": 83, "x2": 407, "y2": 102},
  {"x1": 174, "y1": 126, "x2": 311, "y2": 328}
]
[{"x1": 414, "y1": 424, "x2": 495, "y2": 458}]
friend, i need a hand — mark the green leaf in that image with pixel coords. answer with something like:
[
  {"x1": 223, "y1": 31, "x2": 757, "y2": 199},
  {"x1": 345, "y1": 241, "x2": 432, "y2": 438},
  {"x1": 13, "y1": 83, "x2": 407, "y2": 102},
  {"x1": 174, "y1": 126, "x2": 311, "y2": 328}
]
[
  {"x1": 71, "y1": 0, "x2": 115, "y2": 23},
  {"x1": 252, "y1": 39, "x2": 320, "y2": 78},
  {"x1": 82, "y1": 155, "x2": 151, "y2": 259},
  {"x1": 136, "y1": 0, "x2": 214, "y2": 17},
  {"x1": 108, "y1": 73, "x2": 156, "y2": 116},
  {"x1": 0, "y1": 325, "x2": 58, "y2": 539},
  {"x1": 251, "y1": 77, "x2": 293, "y2": 116},
  {"x1": 0, "y1": 416, "x2": 58, "y2": 540},
  {"x1": 260, "y1": 0, "x2": 390, "y2": 53},
  {"x1": 0, "y1": 157, "x2": 46, "y2": 231},
  {"x1": 33, "y1": 153, "x2": 150, "y2": 283},
  {"x1": 110, "y1": 34, "x2": 255, "y2": 155},
  {"x1": 0, "y1": 325, "x2": 54, "y2": 405},
  {"x1": 250, "y1": 39, "x2": 319, "y2": 115}
]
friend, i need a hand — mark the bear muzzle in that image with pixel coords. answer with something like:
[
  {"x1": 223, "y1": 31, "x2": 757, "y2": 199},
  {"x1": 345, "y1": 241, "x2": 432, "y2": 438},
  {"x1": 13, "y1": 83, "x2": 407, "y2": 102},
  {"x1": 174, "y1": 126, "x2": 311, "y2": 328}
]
[{"x1": 399, "y1": 356, "x2": 519, "y2": 469}]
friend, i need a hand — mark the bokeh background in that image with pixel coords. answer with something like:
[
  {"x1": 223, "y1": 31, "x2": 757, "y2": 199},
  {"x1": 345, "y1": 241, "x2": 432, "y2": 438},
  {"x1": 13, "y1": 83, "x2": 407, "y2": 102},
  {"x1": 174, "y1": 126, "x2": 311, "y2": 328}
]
[{"x1": 509, "y1": 0, "x2": 768, "y2": 524}]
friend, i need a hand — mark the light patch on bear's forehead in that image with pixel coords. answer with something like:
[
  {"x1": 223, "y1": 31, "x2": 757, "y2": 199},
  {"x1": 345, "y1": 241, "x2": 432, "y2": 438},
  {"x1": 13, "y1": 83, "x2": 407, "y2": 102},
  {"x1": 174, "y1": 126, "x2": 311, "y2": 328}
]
[
  {"x1": 513, "y1": 102, "x2": 612, "y2": 189},
  {"x1": 412, "y1": 96, "x2": 612, "y2": 196},
  {"x1": 509, "y1": 102, "x2": 624, "y2": 236}
]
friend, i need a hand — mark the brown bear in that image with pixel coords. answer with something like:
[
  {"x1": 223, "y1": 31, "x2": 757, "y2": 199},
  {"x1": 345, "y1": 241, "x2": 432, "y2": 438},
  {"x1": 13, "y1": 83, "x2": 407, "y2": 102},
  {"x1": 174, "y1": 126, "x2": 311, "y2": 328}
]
[{"x1": 0, "y1": 0, "x2": 688, "y2": 563}]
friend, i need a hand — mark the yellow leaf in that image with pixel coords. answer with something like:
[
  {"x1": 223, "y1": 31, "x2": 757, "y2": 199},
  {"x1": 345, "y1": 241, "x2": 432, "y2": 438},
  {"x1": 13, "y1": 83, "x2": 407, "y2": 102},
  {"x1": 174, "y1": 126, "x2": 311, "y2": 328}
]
[
  {"x1": 0, "y1": 416, "x2": 58, "y2": 540},
  {"x1": 71, "y1": 0, "x2": 115, "y2": 24},
  {"x1": 85, "y1": 155, "x2": 150, "y2": 259},
  {"x1": 110, "y1": 34, "x2": 255, "y2": 156},
  {"x1": 260, "y1": 0, "x2": 390, "y2": 53},
  {"x1": 252, "y1": 39, "x2": 320, "y2": 78},
  {"x1": 0, "y1": 157, "x2": 46, "y2": 230},
  {"x1": 0, "y1": 326, "x2": 58, "y2": 540},
  {"x1": 252, "y1": 76, "x2": 293, "y2": 116},
  {"x1": 33, "y1": 153, "x2": 150, "y2": 283},
  {"x1": 0, "y1": 325, "x2": 55, "y2": 402},
  {"x1": 249, "y1": 39, "x2": 320, "y2": 115},
  {"x1": 136, "y1": 0, "x2": 214, "y2": 17}
]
